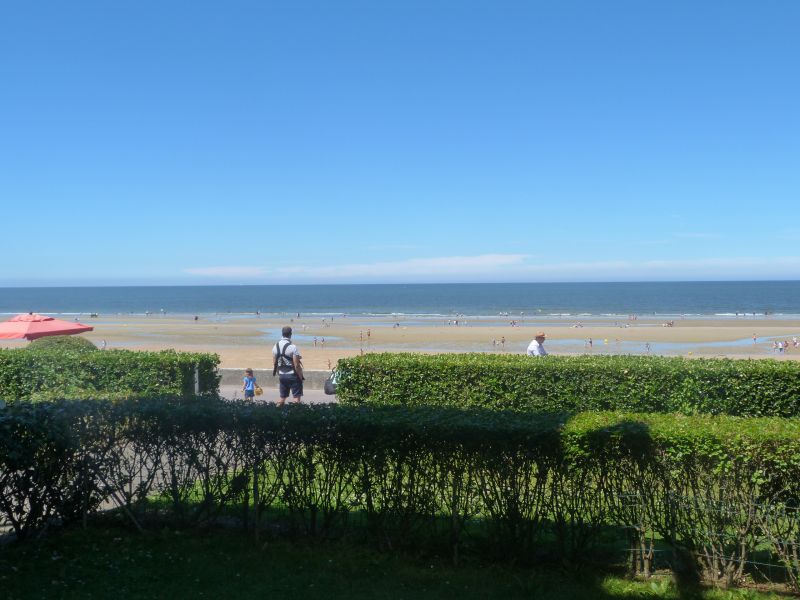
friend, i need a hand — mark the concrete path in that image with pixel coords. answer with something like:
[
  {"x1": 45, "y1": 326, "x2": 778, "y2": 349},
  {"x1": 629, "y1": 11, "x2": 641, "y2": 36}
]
[{"x1": 219, "y1": 385, "x2": 335, "y2": 404}]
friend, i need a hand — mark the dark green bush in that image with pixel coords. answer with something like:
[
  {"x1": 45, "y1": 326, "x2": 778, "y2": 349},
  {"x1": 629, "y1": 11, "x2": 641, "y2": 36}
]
[
  {"x1": 336, "y1": 353, "x2": 800, "y2": 416},
  {"x1": 27, "y1": 335, "x2": 98, "y2": 353},
  {"x1": 1, "y1": 398, "x2": 798, "y2": 588},
  {"x1": 0, "y1": 348, "x2": 220, "y2": 403}
]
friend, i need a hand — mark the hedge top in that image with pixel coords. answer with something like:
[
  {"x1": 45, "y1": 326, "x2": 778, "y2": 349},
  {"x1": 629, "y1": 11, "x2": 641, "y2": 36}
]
[
  {"x1": 26, "y1": 335, "x2": 97, "y2": 353},
  {"x1": 5, "y1": 397, "x2": 799, "y2": 463},
  {"x1": 336, "y1": 352, "x2": 800, "y2": 417},
  {"x1": 0, "y1": 347, "x2": 220, "y2": 402}
]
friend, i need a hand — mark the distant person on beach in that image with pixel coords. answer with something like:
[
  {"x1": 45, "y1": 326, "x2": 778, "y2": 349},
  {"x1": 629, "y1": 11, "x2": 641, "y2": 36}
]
[
  {"x1": 526, "y1": 332, "x2": 548, "y2": 357},
  {"x1": 242, "y1": 368, "x2": 257, "y2": 400},
  {"x1": 272, "y1": 326, "x2": 303, "y2": 406}
]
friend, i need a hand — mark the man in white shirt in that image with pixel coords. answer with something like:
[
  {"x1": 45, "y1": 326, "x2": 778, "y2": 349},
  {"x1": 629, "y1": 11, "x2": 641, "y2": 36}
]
[
  {"x1": 272, "y1": 326, "x2": 304, "y2": 406},
  {"x1": 526, "y1": 332, "x2": 548, "y2": 357}
]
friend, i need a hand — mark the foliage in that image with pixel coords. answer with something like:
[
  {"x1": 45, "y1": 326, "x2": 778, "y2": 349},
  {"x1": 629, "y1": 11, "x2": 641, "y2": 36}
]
[
  {"x1": 1, "y1": 525, "x2": 783, "y2": 600},
  {"x1": 0, "y1": 348, "x2": 220, "y2": 403},
  {"x1": 1, "y1": 398, "x2": 799, "y2": 590},
  {"x1": 26, "y1": 334, "x2": 97, "y2": 353},
  {"x1": 336, "y1": 353, "x2": 800, "y2": 416}
]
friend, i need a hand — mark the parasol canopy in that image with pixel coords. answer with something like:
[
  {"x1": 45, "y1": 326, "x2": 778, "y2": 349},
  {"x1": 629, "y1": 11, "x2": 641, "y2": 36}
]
[{"x1": 0, "y1": 312, "x2": 94, "y2": 341}]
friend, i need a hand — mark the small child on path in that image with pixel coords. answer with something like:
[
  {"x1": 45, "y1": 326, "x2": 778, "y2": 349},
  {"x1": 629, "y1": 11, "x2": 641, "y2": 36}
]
[{"x1": 242, "y1": 368, "x2": 257, "y2": 400}]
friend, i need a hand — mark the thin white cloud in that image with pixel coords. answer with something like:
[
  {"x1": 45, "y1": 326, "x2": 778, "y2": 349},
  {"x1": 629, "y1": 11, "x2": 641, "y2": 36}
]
[
  {"x1": 182, "y1": 255, "x2": 800, "y2": 283},
  {"x1": 508, "y1": 256, "x2": 800, "y2": 281},
  {"x1": 275, "y1": 254, "x2": 528, "y2": 278},
  {"x1": 184, "y1": 266, "x2": 268, "y2": 277}
]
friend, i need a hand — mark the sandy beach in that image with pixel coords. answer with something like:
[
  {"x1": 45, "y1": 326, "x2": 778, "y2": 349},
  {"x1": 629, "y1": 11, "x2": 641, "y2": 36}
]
[{"x1": 3, "y1": 313, "x2": 799, "y2": 369}]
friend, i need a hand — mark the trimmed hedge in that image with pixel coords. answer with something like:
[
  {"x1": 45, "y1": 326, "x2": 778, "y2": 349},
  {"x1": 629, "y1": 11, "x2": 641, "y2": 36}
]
[
  {"x1": 27, "y1": 335, "x2": 97, "y2": 353},
  {"x1": 0, "y1": 348, "x2": 220, "y2": 402},
  {"x1": 336, "y1": 353, "x2": 800, "y2": 416},
  {"x1": 1, "y1": 398, "x2": 799, "y2": 588}
]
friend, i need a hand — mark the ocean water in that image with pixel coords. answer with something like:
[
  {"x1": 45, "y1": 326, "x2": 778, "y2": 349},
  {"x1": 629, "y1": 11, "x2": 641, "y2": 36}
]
[{"x1": 0, "y1": 282, "x2": 798, "y2": 318}]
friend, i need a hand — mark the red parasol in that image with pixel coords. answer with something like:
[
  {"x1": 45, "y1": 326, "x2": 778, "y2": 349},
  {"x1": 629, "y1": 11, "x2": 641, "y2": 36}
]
[{"x1": 0, "y1": 313, "x2": 94, "y2": 341}]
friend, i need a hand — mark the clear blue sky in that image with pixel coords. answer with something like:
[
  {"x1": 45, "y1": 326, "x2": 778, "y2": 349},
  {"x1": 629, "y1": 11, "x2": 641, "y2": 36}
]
[{"x1": 1, "y1": 1, "x2": 798, "y2": 285}]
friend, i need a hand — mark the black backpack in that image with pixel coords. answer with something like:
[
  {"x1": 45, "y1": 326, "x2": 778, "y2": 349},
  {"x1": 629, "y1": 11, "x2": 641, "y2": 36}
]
[{"x1": 272, "y1": 340, "x2": 294, "y2": 376}]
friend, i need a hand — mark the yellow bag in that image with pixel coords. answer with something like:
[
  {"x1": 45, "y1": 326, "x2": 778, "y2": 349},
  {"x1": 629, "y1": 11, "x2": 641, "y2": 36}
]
[{"x1": 254, "y1": 385, "x2": 263, "y2": 396}]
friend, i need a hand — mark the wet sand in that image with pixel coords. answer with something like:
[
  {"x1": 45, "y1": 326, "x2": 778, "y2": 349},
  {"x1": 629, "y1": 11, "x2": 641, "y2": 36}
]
[{"x1": 3, "y1": 313, "x2": 799, "y2": 369}]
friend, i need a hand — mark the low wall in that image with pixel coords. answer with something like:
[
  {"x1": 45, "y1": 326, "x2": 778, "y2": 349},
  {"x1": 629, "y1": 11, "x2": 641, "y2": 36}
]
[{"x1": 219, "y1": 368, "x2": 330, "y2": 390}]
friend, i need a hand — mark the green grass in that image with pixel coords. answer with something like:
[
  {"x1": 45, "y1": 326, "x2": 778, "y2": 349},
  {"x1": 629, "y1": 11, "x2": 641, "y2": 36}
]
[{"x1": 0, "y1": 524, "x2": 788, "y2": 600}]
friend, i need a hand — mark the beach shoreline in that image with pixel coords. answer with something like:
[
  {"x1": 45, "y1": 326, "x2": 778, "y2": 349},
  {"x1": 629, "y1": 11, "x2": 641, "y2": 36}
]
[{"x1": 3, "y1": 313, "x2": 799, "y2": 369}]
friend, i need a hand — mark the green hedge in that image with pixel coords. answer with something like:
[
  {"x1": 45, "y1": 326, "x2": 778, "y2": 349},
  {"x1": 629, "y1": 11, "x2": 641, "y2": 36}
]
[
  {"x1": 336, "y1": 353, "x2": 800, "y2": 416},
  {"x1": 0, "y1": 348, "x2": 220, "y2": 402},
  {"x1": 26, "y1": 334, "x2": 98, "y2": 353},
  {"x1": 1, "y1": 399, "x2": 799, "y2": 588}
]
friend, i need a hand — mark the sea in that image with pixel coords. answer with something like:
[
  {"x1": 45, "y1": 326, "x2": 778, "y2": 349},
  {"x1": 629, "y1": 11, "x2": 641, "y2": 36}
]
[{"x1": 0, "y1": 282, "x2": 798, "y2": 319}]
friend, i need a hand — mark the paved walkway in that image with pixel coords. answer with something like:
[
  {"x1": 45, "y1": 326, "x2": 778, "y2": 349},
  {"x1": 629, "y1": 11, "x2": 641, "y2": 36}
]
[{"x1": 219, "y1": 385, "x2": 335, "y2": 404}]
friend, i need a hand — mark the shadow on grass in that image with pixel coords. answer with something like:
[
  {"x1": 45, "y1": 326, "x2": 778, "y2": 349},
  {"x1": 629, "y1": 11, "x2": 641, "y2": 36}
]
[{"x1": 0, "y1": 520, "x2": 787, "y2": 600}]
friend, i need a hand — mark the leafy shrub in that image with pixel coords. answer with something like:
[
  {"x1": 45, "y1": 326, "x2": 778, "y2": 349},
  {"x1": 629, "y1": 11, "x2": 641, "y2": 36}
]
[
  {"x1": 0, "y1": 349, "x2": 220, "y2": 403},
  {"x1": 27, "y1": 335, "x2": 98, "y2": 353},
  {"x1": 336, "y1": 353, "x2": 800, "y2": 416},
  {"x1": 25, "y1": 335, "x2": 97, "y2": 352},
  {"x1": 1, "y1": 398, "x2": 799, "y2": 588}
]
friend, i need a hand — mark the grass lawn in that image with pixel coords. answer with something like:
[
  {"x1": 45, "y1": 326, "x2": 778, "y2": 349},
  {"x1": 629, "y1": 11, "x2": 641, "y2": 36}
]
[{"x1": 0, "y1": 524, "x2": 789, "y2": 600}]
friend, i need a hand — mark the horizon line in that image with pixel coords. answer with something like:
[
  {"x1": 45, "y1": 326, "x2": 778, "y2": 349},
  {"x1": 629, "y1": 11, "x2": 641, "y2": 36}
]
[{"x1": 1, "y1": 278, "x2": 800, "y2": 290}]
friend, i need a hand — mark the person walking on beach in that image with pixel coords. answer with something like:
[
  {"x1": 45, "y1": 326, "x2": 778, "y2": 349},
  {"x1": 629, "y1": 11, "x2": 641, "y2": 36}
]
[
  {"x1": 526, "y1": 332, "x2": 548, "y2": 357},
  {"x1": 273, "y1": 326, "x2": 303, "y2": 406}
]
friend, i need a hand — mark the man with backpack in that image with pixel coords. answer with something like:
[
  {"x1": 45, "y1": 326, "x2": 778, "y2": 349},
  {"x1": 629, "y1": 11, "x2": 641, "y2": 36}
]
[{"x1": 273, "y1": 325, "x2": 304, "y2": 406}]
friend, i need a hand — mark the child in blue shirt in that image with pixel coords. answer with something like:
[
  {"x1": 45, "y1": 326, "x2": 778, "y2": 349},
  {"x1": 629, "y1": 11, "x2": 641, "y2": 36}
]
[{"x1": 242, "y1": 368, "x2": 257, "y2": 400}]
